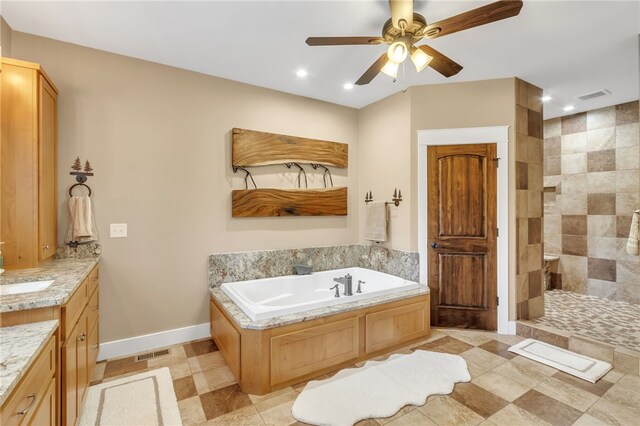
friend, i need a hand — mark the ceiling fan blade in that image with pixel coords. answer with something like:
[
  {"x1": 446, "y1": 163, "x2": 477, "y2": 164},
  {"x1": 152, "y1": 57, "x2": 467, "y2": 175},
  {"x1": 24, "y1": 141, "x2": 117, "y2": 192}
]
[
  {"x1": 422, "y1": 0, "x2": 523, "y2": 39},
  {"x1": 355, "y1": 53, "x2": 389, "y2": 85},
  {"x1": 418, "y1": 45, "x2": 463, "y2": 77},
  {"x1": 389, "y1": 0, "x2": 414, "y2": 29},
  {"x1": 306, "y1": 37, "x2": 384, "y2": 46}
]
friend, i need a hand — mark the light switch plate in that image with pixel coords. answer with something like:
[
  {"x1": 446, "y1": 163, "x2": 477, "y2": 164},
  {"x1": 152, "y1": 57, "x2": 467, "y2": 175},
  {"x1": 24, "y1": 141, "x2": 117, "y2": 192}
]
[{"x1": 110, "y1": 223, "x2": 127, "y2": 238}]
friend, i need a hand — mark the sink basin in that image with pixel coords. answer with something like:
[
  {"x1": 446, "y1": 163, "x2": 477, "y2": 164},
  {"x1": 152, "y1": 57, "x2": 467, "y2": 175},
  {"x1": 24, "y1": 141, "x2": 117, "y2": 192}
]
[{"x1": 0, "y1": 280, "x2": 55, "y2": 296}]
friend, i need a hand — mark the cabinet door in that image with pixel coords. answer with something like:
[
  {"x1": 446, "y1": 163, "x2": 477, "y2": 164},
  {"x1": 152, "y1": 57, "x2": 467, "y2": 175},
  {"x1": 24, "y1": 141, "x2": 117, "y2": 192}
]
[
  {"x1": 62, "y1": 310, "x2": 88, "y2": 426},
  {"x1": 62, "y1": 326, "x2": 79, "y2": 426},
  {"x1": 87, "y1": 317, "x2": 99, "y2": 388},
  {"x1": 77, "y1": 311, "x2": 89, "y2": 408},
  {"x1": 27, "y1": 379, "x2": 56, "y2": 426},
  {"x1": 38, "y1": 75, "x2": 57, "y2": 261},
  {"x1": 1, "y1": 62, "x2": 39, "y2": 268}
]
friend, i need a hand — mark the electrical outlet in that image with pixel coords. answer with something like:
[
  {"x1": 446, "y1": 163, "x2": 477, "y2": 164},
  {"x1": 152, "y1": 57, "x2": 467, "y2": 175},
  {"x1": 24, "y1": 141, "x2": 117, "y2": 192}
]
[{"x1": 110, "y1": 223, "x2": 127, "y2": 238}]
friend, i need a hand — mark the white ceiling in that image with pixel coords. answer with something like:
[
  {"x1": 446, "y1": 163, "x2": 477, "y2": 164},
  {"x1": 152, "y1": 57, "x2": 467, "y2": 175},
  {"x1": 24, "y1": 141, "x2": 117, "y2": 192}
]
[{"x1": 3, "y1": 1, "x2": 639, "y2": 118}]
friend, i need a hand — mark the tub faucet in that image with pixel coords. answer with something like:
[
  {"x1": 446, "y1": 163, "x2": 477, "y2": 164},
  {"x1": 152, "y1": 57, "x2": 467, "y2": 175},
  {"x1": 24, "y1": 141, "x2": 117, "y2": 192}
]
[{"x1": 333, "y1": 273, "x2": 353, "y2": 296}]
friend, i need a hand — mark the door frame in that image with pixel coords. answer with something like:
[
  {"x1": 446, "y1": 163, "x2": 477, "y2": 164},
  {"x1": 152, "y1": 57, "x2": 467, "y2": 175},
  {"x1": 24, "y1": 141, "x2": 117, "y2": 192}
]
[{"x1": 418, "y1": 126, "x2": 512, "y2": 334}]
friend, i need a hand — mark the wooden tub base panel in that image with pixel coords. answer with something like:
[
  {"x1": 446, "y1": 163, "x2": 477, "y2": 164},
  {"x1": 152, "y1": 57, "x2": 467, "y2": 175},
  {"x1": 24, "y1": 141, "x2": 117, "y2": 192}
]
[{"x1": 210, "y1": 293, "x2": 430, "y2": 395}]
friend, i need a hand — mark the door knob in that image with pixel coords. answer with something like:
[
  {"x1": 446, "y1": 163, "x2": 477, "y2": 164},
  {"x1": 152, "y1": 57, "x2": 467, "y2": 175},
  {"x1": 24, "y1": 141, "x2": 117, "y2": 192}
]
[{"x1": 431, "y1": 242, "x2": 439, "y2": 248}]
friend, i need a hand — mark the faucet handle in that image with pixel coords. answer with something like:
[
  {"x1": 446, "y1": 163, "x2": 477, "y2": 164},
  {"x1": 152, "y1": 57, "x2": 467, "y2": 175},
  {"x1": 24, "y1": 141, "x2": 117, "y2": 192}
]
[
  {"x1": 329, "y1": 284, "x2": 340, "y2": 298},
  {"x1": 357, "y1": 280, "x2": 365, "y2": 293}
]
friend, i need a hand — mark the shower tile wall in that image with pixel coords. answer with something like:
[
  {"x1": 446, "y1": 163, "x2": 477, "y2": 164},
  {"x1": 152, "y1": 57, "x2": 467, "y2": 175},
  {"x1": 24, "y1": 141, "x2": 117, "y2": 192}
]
[
  {"x1": 543, "y1": 101, "x2": 640, "y2": 304},
  {"x1": 515, "y1": 79, "x2": 545, "y2": 320}
]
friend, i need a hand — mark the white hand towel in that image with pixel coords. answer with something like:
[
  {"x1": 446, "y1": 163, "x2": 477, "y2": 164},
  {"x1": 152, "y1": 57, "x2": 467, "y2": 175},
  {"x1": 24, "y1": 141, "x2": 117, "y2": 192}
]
[
  {"x1": 66, "y1": 195, "x2": 99, "y2": 244},
  {"x1": 364, "y1": 201, "x2": 388, "y2": 242},
  {"x1": 626, "y1": 210, "x2": 639, "y2": 256}
]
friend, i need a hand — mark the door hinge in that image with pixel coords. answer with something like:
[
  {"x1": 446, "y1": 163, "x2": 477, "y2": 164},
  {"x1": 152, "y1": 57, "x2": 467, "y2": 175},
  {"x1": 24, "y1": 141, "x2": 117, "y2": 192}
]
[
  {"x1": 493, "y1": 157, "x2": 501, "y2": 167},
  {"x1": 496, "y1": 296, "x2": 499, "y2": 306},
  {"x1": 497, "y1": 227, "x2": 500, "y2": 237}
]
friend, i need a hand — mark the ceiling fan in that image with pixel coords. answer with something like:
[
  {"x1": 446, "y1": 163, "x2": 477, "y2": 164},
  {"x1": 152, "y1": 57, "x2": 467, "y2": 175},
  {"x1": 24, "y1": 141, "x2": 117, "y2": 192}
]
[{"x1": 306, "y1": 0, "x2": 524, "y2": 85}]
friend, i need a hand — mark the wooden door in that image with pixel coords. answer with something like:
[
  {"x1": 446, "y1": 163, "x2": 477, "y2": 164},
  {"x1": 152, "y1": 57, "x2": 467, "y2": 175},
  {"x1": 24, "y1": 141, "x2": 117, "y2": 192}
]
[
  {"x1": 39, "y1": 74, "x2": 57, "y2": 261},
  {"x1": 427, "y1": 143, "x2": 498, "y2": 330}
]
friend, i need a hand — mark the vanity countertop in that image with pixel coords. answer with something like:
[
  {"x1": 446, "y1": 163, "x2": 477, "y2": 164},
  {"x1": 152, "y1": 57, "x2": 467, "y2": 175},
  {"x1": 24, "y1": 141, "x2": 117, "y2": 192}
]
[
  {"x1": 0, "y1": 320, "x2": 58, "y2": 406},
  {"x1": 210, "y1": 284, "x2": 430, "y2": 330},
  {"x1": 0, "y1": 257, "x2": 99, "y2": 313}
]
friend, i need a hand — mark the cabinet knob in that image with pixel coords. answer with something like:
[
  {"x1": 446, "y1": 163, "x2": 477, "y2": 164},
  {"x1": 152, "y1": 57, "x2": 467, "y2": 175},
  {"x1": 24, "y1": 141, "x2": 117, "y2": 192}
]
[
  {"x1": 43, "y1": 244, "x2": 50, "y2": 250},
  {"x1": 77, "y1": 332, "x2": 87, "y2": 342}
]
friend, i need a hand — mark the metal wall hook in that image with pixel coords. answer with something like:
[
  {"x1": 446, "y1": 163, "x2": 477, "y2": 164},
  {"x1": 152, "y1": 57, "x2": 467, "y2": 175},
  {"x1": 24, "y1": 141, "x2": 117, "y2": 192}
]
[
  {"x1": 233, "y1": 165, "x2": 257, "y2": 189},
  {"x1": 285, "y1": 162, "x2": 308, "y2": 188},
  {"x1": 311, "y1": 164, "x2": 334, "y2": 188}
]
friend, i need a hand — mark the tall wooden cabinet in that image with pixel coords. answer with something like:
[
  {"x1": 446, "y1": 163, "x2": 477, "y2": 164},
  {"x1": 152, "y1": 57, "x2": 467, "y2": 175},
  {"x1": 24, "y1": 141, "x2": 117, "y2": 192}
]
[{"x1": 1, "y1": 57, "x2": 58, "y2": 269}]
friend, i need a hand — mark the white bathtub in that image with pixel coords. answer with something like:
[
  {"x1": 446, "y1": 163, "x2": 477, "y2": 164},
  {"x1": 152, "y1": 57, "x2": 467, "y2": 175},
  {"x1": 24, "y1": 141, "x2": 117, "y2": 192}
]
[{"x1": 221, "y1": 267, "x2": 420, "y2": 321}]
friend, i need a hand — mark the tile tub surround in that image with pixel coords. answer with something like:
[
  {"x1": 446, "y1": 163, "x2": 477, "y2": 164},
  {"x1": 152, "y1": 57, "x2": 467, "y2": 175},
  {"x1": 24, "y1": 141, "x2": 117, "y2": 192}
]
[
  {"x1": 0, "y1": 320, "x2": 59, "y2": 405},
  {"x1": 210, "y1": 284, "x2": 429, "y2": 330},
  {"x1": 543, "y1": 100, "x2": 640, "y2": 303},
  {"x1": 208, "y1": 245, "x2": 419, "y2": 288},
  {"x1": 0, "y1": 257, "x2": 99, "y2": 312},
  {"x1": 515, "y1": 79, "x2": 545, "y2": 320},
  {"x1": 95, "y1": 330, "x2": 640, "y2": 426}
]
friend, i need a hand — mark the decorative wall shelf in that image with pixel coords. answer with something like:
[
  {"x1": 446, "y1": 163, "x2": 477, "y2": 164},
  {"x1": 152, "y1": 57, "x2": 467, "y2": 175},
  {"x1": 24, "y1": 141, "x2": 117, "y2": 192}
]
[
  {"x1": 232, "y1": 188, "x2": 348, "y2": 217},
  {"x1": 232, "y1": 128, "x2": 348, "y2": 168}
]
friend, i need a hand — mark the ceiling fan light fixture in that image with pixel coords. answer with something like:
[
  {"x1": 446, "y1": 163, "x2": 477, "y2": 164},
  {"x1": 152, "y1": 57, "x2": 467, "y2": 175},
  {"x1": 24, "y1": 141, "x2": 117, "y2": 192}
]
[
  {"x1": 381, "y1": 61, "x2": 399, "y2": 78},
  {"x1": 410, "y1": 48, "x2": 433, "y2": 72},
  {"x1": 387, "y1": 41, "x2": 408, "y2": 64}
]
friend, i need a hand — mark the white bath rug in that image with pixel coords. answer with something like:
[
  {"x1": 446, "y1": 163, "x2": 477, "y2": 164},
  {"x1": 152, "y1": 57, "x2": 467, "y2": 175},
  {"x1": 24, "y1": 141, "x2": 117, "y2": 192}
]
[
  {"x1": 508, "y1": 338, "x2": 612, "y2": 383},
  {"x1": 291, "y1": 350, "x2": 470, "y2": 426},
  {"x1": 79, "y1": 367, "x2": 182, "y2": 426}
]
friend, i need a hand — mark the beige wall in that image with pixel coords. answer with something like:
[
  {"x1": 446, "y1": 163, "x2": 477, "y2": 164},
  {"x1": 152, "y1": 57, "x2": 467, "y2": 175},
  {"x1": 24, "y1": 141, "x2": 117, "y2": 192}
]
[
  {"x1": 11, "y1": 32, "x2": 359, "y2": 342},
  {"x1": 358, "y1": 79, "x2": 519, "y2": 319},
  {"x1": 10, "y1": 29, "x2": 525, "y2": 339},
  {"x1": 409, "y1": 79, "x2": 518, "y2": 319},
  {"x1": 0, "y1": 16, "x2": 12, "y2": 57},
  {"x1": 358, "y1": 92, "x2": 412, "y2": 250}
]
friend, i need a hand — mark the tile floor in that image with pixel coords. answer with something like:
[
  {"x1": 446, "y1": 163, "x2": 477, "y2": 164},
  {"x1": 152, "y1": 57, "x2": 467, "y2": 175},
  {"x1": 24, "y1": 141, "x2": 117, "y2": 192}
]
[
  {"x1": 530, "y1": 290, "x2": 640, "y2": 351},
  {"x1": 91, "y1": 328, "x2": 640, "y2": 426}
]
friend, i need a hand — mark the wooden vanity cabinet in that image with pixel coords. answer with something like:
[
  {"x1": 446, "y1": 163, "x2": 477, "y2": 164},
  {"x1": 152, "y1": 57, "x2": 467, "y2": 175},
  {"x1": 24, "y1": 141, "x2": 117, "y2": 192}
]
[
  {"x1": 0, "y1": 264, "x2": 100, "y2": 426},
  {"x1": 0, "y1": 57, "x2": 58, "y2": 269},
  {"x1": 0, "y1": 333, "x2": 57, "y2": 426},
  {"x1": 61, "y1": 267, "x2": 99, "y2": 426}
]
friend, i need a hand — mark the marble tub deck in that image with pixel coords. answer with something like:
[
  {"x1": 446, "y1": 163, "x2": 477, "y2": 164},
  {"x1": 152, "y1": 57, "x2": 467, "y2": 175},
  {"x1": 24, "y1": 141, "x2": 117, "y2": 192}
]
[
  {"x1": 210, "y1": 284, "x2": 430, "y2": 330},
  {"x1": 0, "y1": 320, "x2": 59, "y2": 406}
]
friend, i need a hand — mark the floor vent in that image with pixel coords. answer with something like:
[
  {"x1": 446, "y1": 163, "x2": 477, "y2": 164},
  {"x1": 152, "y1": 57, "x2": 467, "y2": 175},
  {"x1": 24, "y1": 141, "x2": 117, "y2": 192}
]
[
  {"x1": 135, "y1": 348, "x2": 170, "y2": 362},
  {"x1": 577, "y1": 89, "x2": 611, "y2": 101}
]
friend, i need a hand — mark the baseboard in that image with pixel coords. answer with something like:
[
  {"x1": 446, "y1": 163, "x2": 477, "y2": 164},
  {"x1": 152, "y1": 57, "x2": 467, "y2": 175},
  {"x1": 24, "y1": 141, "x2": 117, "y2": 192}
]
[{"x1": 98, "y1": 322, "x2": 210, "y2": 361}]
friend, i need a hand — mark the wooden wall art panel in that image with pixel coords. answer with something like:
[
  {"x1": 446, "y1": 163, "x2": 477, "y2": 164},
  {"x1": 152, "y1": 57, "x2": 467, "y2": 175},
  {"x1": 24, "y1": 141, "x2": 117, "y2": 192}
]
[
  {"x1": 232, "y1": 188, "x2": 347, "y2": 217},
  {"x1": 232, "y1": 128, "x2": 348, "y2": 168}
]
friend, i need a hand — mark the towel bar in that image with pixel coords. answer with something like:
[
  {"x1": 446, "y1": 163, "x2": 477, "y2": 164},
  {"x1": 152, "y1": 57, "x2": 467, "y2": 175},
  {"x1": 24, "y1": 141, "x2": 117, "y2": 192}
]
[{"x1": 364, "y1": 189, "x2": 402, "y2": 207}]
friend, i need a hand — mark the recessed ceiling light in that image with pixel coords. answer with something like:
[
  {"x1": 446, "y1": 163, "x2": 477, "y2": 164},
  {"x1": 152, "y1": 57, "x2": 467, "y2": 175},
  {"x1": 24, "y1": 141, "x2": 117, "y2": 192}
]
[
  {"x1": 563, "y1": 105, "x2": 575, "y2": 112},
  {"x1": 296, "y1": 69, "x2": 307, "y2": 78},
  {"x1": 541, "y1": 95, "x2": 552, "y2": 102},
  {"x1": 343, "y1": 83, "x2": 354, "y2": 90}
]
